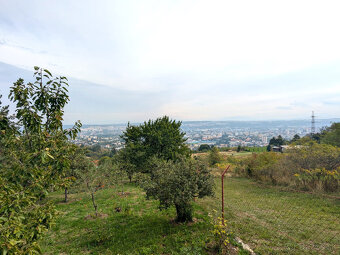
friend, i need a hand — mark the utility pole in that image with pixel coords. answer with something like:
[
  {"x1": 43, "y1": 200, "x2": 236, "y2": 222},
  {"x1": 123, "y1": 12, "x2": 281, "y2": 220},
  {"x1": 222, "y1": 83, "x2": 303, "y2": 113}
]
[{"x1": 311, "y1": 111, "x2": 316, "y2": 134}]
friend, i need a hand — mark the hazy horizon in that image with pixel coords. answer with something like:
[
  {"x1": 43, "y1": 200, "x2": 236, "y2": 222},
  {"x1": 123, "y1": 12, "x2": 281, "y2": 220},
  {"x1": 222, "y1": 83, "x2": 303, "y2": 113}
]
[{"x1": 65, "y1": 118, "x2": 339, "y2": 128}]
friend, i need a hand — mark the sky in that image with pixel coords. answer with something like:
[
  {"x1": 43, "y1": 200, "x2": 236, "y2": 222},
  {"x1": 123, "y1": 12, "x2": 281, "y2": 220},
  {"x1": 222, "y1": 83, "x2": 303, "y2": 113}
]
[{"x1": 0, "y1": 0, "x2": 340, "y2": 124}]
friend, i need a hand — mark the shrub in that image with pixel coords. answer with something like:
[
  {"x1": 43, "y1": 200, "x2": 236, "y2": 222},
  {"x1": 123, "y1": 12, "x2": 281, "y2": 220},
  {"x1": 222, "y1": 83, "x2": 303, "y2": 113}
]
[
  {"x1": 294, "y1": 168, "x2": 339, "y2": 192},
  {"x1": 236, "y1": 144, "x2": 340, "y2": 192},
  {"x1": 211, "y1": 217, "x2": 232, "y2": 253},
  {"x1": 139, "y1": 157, "x2": 214, "y2": 222},
  {"x1": 208, "y1": 147, "x2": 222, "y2": 166}
]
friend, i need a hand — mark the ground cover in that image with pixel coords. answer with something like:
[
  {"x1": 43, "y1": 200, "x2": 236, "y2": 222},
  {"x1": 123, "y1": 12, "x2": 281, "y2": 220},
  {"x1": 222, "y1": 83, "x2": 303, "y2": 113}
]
[
  {"x1": 40, "y1": 169, "x2": 339, "y2": 254},
  {"x1": 198, "y1": 175, "x2": 340, "y2": 254},
  {"x1": 40, "y1": 183, "x2": 220, "y2": 254}
]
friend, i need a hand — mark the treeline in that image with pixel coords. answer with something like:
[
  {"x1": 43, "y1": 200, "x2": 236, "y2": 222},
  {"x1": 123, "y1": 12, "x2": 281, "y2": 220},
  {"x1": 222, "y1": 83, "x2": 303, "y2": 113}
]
[
  {"x1": 195, "y1": 144, "x2": 266, "y2": 153},
  {"x1": 267, "y1": 123, "x2": 340, "y2": 150}
]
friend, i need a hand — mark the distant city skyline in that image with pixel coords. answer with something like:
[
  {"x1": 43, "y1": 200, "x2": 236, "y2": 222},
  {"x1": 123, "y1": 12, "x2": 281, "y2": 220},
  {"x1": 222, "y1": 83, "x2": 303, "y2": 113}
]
[
  {"x1": 72, "y1": 119, "x2": 339, "y2": 150},
  {"x1": 1, "y1": 1, "x2": 340, "y2": 124}
]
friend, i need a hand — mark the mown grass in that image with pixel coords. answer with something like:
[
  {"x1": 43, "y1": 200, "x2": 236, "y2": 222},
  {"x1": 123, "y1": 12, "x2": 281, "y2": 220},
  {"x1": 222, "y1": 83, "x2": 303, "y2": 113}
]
[
  {"x1": 40, "y1": 172, "x2": 339, "y2": 254},
  {"x1": 40, "y1": 183, "x2": 219, "y2": 255},
  {"x1": 198, "y1": 175, "x2": 340, "y2": 254}
]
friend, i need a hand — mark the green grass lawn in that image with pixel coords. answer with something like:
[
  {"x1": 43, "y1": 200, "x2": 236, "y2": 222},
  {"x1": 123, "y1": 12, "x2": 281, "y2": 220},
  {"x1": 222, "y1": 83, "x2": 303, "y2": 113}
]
[
  {"x1": 198, "y1": 176, "x2": 340, "y2": 254},
  {"x1": 40, "y1": 177, "x2": 339, "y2": 254},
  {"x1": 40, "y1": 183, "x2": 218, "y2": 255}
]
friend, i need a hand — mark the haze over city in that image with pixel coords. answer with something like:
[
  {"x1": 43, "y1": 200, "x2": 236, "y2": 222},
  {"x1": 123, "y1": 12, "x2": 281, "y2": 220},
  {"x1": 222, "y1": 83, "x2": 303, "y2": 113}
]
[{"x1": 1, "y1": 0, "x2": 340, "y2": 124}]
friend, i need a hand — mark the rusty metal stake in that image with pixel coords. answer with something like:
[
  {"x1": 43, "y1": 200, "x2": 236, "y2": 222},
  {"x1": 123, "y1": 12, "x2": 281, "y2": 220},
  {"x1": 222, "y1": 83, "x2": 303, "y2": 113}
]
[{"x1": 221, "y1": 165, "x2": 230, "y2": 225}]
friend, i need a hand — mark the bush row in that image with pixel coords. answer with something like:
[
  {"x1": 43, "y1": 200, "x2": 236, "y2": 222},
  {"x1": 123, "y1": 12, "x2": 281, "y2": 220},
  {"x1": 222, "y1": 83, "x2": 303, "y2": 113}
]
[{"x1": 233, "y1": 143, "x2": 340, "y2": 193}]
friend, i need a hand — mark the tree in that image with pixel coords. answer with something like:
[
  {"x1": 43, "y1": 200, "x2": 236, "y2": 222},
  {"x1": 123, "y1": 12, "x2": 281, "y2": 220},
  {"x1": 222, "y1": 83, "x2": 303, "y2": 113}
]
[
  {"x1": 0, "y1": 67, "x2": 81, "y2": 254},
  {"x1": 208, "y1": 146, "x2": 222, "y2": 166},
  {"x1": 237, "y1": 145, "x2": 241, "y2": 152},
  {"x1": 139, "y1": 157, "x2": 214, "y2": 222},
  {"x1": 120, "y1": 116, "x2": 191, "y2": 177},
  {"x1": 0, "y1": 95, "x2": 16, "y2": 136},
  {"x1": 198, "y1": 144, "x2": 211, "y2": 152},
  {"x1": 79, "y1": 160, "x2": 107, "y2": 217},
  {"x1": 269, "y1": 135, "x2": 285, "y2": 146},
  {"x1": 62, "y1": 145, "x2": 87, "y2": 203},
  {"x1": 291, "y1": 134, "x2": 301, "y2": 143},
  {"x1": 321, "y1": 123, "x2": 340, "y2": 147},
  {"x1": 115, "y1": 142, "x2": 145, "y2": 182}
]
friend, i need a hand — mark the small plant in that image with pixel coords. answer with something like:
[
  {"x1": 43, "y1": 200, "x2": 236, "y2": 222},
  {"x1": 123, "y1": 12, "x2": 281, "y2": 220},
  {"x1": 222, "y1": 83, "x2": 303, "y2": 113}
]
[
  {"x1": 79, "y1": 160, "x2": 108, "y2": 217},
  {"x1": 211, "y1": 217, "x2": 232, "y2": 253}
]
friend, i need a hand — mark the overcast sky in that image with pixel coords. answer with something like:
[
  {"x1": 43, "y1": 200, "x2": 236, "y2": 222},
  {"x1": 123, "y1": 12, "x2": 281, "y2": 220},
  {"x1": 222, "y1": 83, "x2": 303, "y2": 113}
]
[{"x1": 0, "y1": 0, "x2": 340, "y2": 124}]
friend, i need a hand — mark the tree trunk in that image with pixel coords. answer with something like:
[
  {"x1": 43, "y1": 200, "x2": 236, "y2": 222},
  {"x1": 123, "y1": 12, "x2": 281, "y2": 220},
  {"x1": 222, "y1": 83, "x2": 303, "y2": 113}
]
[
  {"x1": 64, "y1": 187, "x2": 68, "y2": 203},
  {"x1": 91, "y1": 191, "x2": 98, "y2": 217},
  {"x1": 175, "y1": 203, "x2": 193, "y2": 222}
]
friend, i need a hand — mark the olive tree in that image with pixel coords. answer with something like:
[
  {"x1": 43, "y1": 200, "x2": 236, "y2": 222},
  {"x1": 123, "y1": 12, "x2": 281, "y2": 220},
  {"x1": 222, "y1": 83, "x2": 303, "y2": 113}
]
[{"x1": 139, "y1": 157, "x2": 214, "y2": 222}]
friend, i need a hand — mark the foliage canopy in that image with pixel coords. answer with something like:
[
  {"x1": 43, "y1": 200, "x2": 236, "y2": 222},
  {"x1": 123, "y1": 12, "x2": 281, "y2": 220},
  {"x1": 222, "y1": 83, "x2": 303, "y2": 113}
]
[
  {"x1": 119, "y1": 116, "x2": 191, "y2": 178},
  {"x1": 0, "y1": 67, "x2": 81, "y2": 254},
  {"x1": 139, "y1": 157, "x2": 214, "y2": 222}
]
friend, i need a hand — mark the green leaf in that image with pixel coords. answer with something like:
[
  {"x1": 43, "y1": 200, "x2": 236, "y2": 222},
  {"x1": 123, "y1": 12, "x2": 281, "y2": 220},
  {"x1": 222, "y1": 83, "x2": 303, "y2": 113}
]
[{"x1": 43, "y1": 69, "x2": 52, "y2": 77}]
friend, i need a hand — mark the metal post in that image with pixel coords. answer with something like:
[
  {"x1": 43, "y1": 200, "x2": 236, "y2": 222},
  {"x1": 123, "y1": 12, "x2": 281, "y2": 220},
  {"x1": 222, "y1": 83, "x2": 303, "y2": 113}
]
[{"x1": 221, "y1": 165, "x2": 230, "y2": 225}]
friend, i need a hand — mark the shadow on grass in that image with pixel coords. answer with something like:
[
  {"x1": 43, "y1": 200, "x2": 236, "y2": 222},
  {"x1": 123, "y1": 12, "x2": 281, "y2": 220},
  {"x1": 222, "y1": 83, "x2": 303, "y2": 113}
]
[{"x1": 66, "y1": 212, "x2": 208, "y2": 254}]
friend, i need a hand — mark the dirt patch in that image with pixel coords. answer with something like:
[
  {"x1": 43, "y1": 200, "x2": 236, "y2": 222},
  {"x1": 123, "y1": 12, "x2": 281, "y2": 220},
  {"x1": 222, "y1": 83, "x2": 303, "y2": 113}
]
[
  {"x1": 117, "y1": 191, "x2": 131, "y2": 197},
  {"x1": 84, "y1": 213, "x2": 108, "y2": 220}
]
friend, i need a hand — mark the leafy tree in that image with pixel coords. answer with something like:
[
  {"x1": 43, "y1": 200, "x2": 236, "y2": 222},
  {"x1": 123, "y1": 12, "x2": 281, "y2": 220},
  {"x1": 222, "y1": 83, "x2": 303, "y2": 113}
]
[
  {"x1": 269, "y1": 135, "x2": 285, "y2": 146},
  {"x1": 120, "y1": 116, "x2": 191, "y2": 177},
  {"x1": 237, "y1": 145, "x2": 241, "y2": 152},
  {"x1": 198, "y1": 144, "x2": 211, "y2": 152},
  {"x1": 0, "y1": 67, "x2": 81, "y2": 254},
  {"x1": 310, "y1": 132, "x2": 322, "y2": 143},
  {"x1": 291, "y1": 134, "x2": 301, "y2": 143},
  {"x1": 79, "y1": 160, "x2": 107, "y2": 217},
  {"x1": 321, "y1": 123, "x2": 340, "y2": 147},
  {"x1": 139, "y1": 157, "x2": 214, "y2": 222},
  {"x1": 99, "y1": 156, "x2": 112, "y2": 166},
  {"x1": 0, "y1": 95, "x2": 16, "y2": 135},
  {"x1": 208, "y1": 146, "x2": 222, "y2": 166},
  {"x1": 91, "y1": 144, "x2": 102, "y2": 152},
  {"x1": 62, "y1": 145, "x2": 87, "y2": 202},
  {"x1": 115, "y1": 142, "x2": 145, "y2": 182},
  {"x1": 110, "y1": 147, "x2": 117, "y2": 157}
]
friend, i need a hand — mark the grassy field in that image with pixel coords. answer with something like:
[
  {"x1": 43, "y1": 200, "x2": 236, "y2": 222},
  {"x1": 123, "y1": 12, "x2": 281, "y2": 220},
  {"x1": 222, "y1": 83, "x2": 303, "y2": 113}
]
[
  {"x1": 198, "y1": 175, "x2": 340, "y2": 254},
  {"x1": 40, "y1": 183, "x2": 221, "y2": 255},
  {"x1": 40, "y1": 173, "x2": 339, "y2": 254}
]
